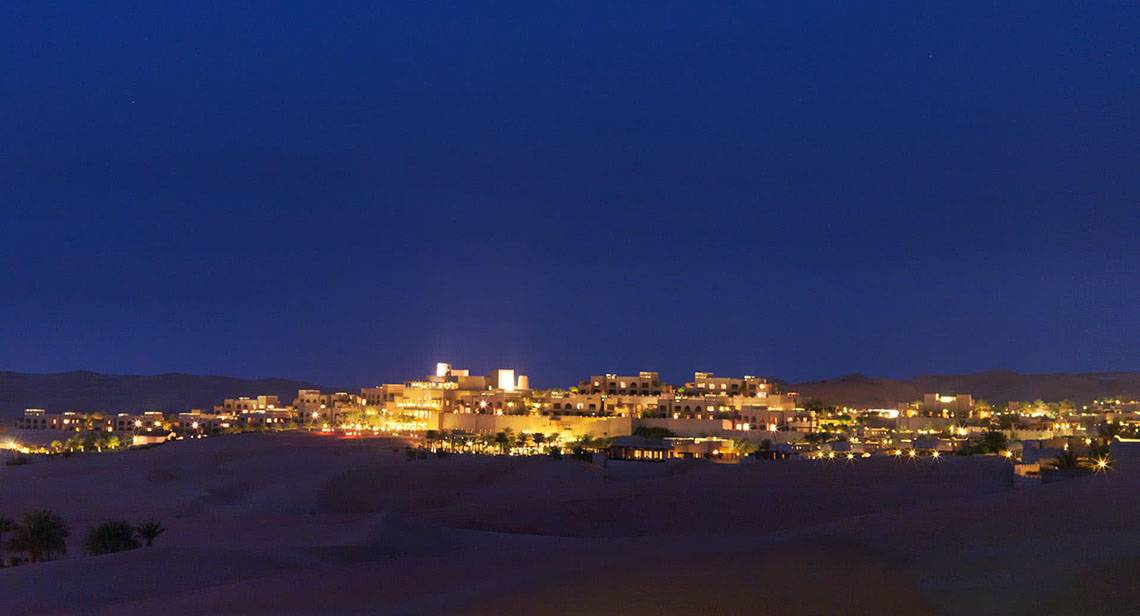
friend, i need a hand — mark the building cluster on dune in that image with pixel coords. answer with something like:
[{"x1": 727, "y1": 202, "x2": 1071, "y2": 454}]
[
  {"x1": 4, "y1": 370, "x2": 1140, "y2": 613},
  {"x1": 6, "y1": 362, "x2": 1139, "y2": 476}
]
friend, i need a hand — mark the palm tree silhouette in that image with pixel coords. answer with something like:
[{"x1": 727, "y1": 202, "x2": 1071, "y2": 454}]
[
  {"x1": 0, "y1": 516, "x2": 14, "y2": 565},
  {"x1": 135, "y1": 519, "x2": 167, "y2": 547},
  {"x1": 8, "y1": 510, "x2": 69, "y2": 562},
  {"x1": 1051, "y1": 449, "x2": 1081, "y2": 470}
]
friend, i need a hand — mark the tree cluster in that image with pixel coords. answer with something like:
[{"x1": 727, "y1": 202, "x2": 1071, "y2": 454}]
[{"x1": 0, "y1": 511, "x2": 167, "y2": 566}]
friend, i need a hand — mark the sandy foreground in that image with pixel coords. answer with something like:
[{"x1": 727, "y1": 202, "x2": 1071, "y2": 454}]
[{"x1": 1, "y1": 432, "x2": 1137, "y2": 615}]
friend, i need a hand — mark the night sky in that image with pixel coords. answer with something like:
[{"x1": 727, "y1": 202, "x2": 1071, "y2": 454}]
[{"x1": 2, "y1": 2, "x2": 1137, "y2": 387}]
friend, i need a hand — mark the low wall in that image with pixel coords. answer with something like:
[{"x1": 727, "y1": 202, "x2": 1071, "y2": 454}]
[
  {"x1": 437, "y1": 414, "x2": 807, "y2": 443},
  {"x1": 440, "y1": 414, "x2": 632, "y2": 439},
  {"x1": 895, "y1": 417, "x2": 953, "y2": 431},
  {"x1": 635, "y1": 418, "x2": 803, "y2": 443},
  {"x1": 1109, "y1": 438, "x2": 1140, "y2": 475}
]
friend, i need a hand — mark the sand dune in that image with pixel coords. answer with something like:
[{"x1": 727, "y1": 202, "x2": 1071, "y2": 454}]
[{"x1": 2, "y1": 433, "x2": 1137, "y2": 614}]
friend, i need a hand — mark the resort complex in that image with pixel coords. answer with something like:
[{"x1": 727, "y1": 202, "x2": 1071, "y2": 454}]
[{"x1": 5, "y1": 363, "x2": 1136, "y2": 476}]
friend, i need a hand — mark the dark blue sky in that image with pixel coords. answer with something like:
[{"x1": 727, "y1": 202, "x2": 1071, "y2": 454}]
[{"x1": 2, "y1": 2, "x2": 1137, "y2": 387}]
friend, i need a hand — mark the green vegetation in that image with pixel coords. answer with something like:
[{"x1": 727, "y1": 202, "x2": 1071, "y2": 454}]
[
  {"x1": 0, "y1": 516, "x2": 14, "y2": 565},
  {"x1": 135, "y1": 519, "x2": 167, "y2": 547},
  {"x1": 84, "y1": 521, "x2": 140, "y2": 555},
  {"x1": 976, "y1": 431, "x2": 1008, "y2": 454},
  {"x1": 8, "y1": 510, "x2": 69, "y2": 562},
  {"x1": 4, "y1": 454, "x2": 31, "y2": 466},
  {"x1": 733, "y1": 439, "x2": 758, "y2": 457},
  {"x1": 633, "y1": 426, "x2": 676, "y2": 439},
  {"x1": 1051, "y1": 449, "x2": 1081, "y2": 470}
]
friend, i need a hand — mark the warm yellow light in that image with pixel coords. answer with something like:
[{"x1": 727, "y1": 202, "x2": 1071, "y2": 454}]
[
  {"x1": 908, "y1": 449, "x2": 917, "y2": 458},
  {"x1": 1095, "y1": 458, "x2": 1110, "y2": 471},
  {"x1": 1002, "y1": 450, "x2": 1012, "y2": 458},
  {"x1": 931, "y1": 451, "x2": 940, "y2": 458}
]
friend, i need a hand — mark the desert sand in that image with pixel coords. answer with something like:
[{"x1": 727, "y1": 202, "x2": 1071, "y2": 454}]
[{"x1": 1, "y1": 432, "x2": 1137, "y2": 615}]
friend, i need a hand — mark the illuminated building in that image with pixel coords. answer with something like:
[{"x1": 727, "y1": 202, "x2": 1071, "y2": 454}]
[
  {"x1": 899, "y1": 393, "x2": 975, "y2": 419},
  {"x1": 685, "y1": 372, "x2": 772, "y2": 398},
  {"x1": 580, "y1": 372, "x2": 666, "y2": 396}
]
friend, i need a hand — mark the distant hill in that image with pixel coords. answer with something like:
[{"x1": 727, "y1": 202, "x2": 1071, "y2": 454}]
[
  {"x1": 790, "y1": 370, "x2": 1140, "y2": 407},
  {"x1": 0, "y1": 371, "x2": 325, "y2": 418},
  {"x1": 2, "y1": 369, "x2": 1137, "y2": 420}
]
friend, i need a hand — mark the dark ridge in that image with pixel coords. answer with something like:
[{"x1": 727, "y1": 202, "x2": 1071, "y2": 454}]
[
  {"x1": 2, "y1": 369, "x2": 1138, "y2": 418},
  {"x1": 791, "y1": 370, "x2": 1140, "y2": 407},
  {"x1": 0, "y1": 371, "x2": 335, "y2": 417}
]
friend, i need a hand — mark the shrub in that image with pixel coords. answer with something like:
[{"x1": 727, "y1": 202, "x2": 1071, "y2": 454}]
[
  {"x1": 83, "y1": 521, "x2": 140, "y2": 555},
  {"x1": 5, "y1": 455, "x2": 31, "y2": 466},
  {"x1": 135, "y1": 519, "x2": 167, "y2": 547},
  {"x1": 8, "y1": 510, "x2": 69, "y2": 562},
  {"x1": 633, "y1": 426, "x2": 676, "y2": 439}
]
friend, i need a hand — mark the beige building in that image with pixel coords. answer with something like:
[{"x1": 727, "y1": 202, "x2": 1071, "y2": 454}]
[
  {"x1": 272, "y1": 363, "x2": 800, "y2": 438},
  {"x1": 900, "y1": 393, "x2": 975, "y2": 419},
  {"x1": 16, "y1": 409, "x2": 61, "y2": 430},
  {"x1": 580, "y1": 372, "x2": 667, "y2": 396},
  {"x1": 684, "y1": 372, "x2": 772, "y2": 398},
  {"x1": 217, "y1": 395, "x2": 282, "y2": 413}
]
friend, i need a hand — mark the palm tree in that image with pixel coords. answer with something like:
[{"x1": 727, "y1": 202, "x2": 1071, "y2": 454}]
[
  {"x1": 979, "y1": 430, "x2": 1008, "y2": 454},
  {"x1": 8, "y1": 510, "x2": 69, "y2": 562},
  {"x1": 0, "y1": 516, "x2": 14, "y2": 565},
  {"x1": 733, "y1": 439, "x2": 758, "y2": 457},
  {"x1": 493, "y1": 432, "x2": 510, "y2": 454},
  {"x1": 84, "y1": 521, "x2": 140, "y2": 555},
  {"x1": 135, "y1": 519, "x2": 167, "y2": 547},
  {"x1": 1051, "y1": 449, "x2": 1081, "y2": 470}
]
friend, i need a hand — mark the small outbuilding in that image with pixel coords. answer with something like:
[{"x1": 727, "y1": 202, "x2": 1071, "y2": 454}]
[{"x1": 609, "y1": 436, "x2": 673, "y2": 461}]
